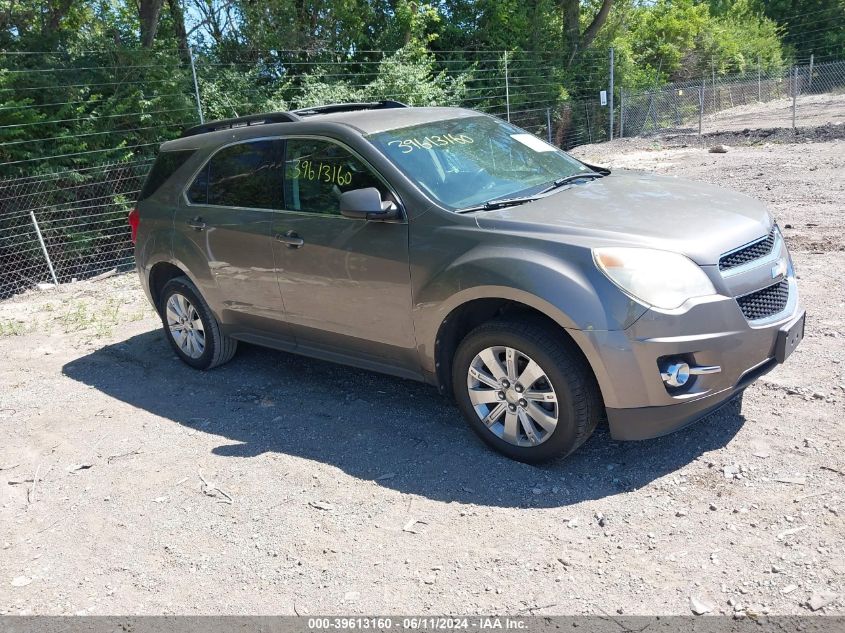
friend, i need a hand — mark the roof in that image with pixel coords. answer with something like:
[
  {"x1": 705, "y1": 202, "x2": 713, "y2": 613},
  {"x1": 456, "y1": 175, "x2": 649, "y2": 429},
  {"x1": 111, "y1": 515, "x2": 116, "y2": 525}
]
[
  {"x1": 163, "y1": 105, "x2": 483, "y2": 151},
  {"x1": 303, "y1": 106, "x2": 481, "y2": 134}
]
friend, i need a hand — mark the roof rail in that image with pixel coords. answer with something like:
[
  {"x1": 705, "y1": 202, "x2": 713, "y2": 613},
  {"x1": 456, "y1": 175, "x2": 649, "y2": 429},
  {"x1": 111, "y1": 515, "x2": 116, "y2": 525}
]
[
  {"x1": 179, "y1": 101, "x2": 409, "y2": 138},
  {"x1": 181, "y1": 111, "x2": 300, "y2": 138},
  {"x1": 292, "y1": 100, "x2": 408, "y2": 117}
]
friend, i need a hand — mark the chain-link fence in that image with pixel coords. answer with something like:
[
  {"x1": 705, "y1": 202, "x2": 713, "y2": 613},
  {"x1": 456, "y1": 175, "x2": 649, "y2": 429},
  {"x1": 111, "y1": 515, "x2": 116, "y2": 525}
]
[
  {"x1": 506, "y1": 100, "x2": 611, "y2": 150},
  {"x1": 621, "y1": 59, "x2": 845, "y2": 137},
  {"x1": 2, "y1": 49, "x2": 844, "y2": 299},
  {"x1": 0, "y1": 160, "x2": 151, "y2": 297}
]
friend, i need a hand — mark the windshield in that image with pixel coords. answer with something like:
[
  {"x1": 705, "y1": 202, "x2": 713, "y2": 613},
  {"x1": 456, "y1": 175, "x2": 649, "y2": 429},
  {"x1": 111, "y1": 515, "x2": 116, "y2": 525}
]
[{"x1": 368, "y1": 115, "x2": 592, "y2": 210}]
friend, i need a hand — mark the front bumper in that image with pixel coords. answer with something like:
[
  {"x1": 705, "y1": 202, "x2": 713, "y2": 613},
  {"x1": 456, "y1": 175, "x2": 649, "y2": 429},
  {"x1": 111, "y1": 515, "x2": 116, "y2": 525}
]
[
  {"x1": 603, "y1": 356, "x2": 777, "y2": 440},
  {"x1": 568, "y1": 287, "x2": 805, "y2": 441}
]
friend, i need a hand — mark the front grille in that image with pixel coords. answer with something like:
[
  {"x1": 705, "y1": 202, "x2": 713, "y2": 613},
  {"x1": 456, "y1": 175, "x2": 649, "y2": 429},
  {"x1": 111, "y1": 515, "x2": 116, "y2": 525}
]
[
  {"x1": 719, "y1": 228, "x2": 776, "y2": 272},
  {"x1": 736, "y1": 279, "x2": 789, "y2": 321}
]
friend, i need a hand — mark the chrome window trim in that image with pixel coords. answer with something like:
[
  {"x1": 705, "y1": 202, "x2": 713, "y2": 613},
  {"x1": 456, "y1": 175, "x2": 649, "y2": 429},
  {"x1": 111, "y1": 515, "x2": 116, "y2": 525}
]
[{"x1": 180, "y1": 134, "x2": 406, "y2": 223}]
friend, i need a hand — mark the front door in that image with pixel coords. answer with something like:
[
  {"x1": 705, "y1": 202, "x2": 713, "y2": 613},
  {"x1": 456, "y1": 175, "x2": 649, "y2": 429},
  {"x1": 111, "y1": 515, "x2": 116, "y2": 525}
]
[
  {"x1": 178, "y1": 138, "x2": 291, "y2": 339},
  {"x1": 271, "y1": 137, "x2": 417, "y2": 372}
]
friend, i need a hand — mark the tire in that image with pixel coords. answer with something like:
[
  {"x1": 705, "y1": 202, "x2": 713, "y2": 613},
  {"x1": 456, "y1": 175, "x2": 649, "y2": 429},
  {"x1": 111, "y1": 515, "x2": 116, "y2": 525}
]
[
  {"x1": 159, "y1": 276, "x2": 237, "y2": 370},
  {"x1": 452, "y1": 318, "x2": 602, "y2": 463}
]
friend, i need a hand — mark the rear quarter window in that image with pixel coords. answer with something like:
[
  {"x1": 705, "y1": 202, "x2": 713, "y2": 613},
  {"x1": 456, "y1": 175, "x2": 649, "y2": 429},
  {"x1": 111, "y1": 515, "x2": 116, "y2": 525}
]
[
  {"x1": 138, "y1": 149, "x2": 195, "y2": 201},
  {"x1": 186, "y1": 139, "x2": 282, "y2": 209}
]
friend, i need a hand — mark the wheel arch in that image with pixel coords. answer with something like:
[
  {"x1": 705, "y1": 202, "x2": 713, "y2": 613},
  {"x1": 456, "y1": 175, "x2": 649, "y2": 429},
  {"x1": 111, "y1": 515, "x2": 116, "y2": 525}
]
[
  {"x1": 413, "y1": 244, "x2": 640, "y2": 404},
  {"x1": 146, "y1": 252, "x2": 212, "y2": 312},
  {"x1": 148, "y1": 261, "x2": 189, "y2": 311},
  {"x1": 432, "y1": 292, "x2": 599, "y2": 401}
]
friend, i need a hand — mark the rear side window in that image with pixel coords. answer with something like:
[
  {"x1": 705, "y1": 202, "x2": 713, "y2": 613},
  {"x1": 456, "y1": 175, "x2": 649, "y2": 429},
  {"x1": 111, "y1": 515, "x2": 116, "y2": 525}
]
[
  {"x1": 187, "y1": 140, "x2": 282, "y2": 209},
  {"x1": 139, "y1": 149, "x2": 194, "y2": 201}
]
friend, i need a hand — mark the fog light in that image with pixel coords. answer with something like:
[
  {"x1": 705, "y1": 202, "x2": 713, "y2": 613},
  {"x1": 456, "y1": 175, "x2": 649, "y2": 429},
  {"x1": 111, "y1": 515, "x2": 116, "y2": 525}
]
[
  {"x1": 661, "y1": 362, "x2": 690, "y2": 387},
  {"x1": 660, "y1": 359, "x2": 722, "y2": 389}
]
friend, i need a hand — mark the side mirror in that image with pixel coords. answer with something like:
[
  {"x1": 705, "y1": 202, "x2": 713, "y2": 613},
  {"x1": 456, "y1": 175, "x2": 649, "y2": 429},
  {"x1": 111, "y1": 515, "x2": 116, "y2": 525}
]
[{"x1": 339, "y1": 187, "x2": 399, "y2": 221}]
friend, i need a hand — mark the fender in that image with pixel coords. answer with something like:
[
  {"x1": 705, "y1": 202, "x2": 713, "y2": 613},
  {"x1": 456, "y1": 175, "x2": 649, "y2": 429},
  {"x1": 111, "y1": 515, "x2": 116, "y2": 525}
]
[
  {"x1": 412, "y1": 243, "x2": 647, "y2": 376},
  {"x1": 135, "y1": 216, "x2": 175, "y2": 306},
  {"x1": 138, "y1": 224, "x2": 223, "y2": 320},
  {"x1": 136, "y1": 232, "x2": 160, "y2": 305}
]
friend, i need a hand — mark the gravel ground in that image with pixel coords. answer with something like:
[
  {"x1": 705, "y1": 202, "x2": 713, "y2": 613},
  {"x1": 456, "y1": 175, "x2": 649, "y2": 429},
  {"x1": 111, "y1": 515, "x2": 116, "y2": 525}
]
[{"x1": 0, "y1": 130, "x2": 843, "y2": 617}]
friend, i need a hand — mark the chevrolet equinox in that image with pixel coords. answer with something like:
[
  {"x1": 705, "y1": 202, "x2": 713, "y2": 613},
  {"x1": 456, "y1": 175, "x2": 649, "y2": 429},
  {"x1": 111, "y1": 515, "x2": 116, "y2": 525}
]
[{"x1": 130, "y1": 101, "x2": 805, "y2": 462}]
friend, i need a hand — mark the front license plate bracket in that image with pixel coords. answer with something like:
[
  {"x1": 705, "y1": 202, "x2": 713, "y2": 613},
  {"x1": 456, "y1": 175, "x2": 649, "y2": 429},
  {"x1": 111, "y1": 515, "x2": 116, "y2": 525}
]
[{"x1": 775, "y1": 312, "x2": 805, "y2": 363}]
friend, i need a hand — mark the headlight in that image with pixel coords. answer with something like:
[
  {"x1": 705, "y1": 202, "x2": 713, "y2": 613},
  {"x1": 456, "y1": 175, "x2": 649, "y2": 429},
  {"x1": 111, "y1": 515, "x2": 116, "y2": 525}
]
[{"x1": 593, "y1": 247, "x2": 717, "y2": 310}]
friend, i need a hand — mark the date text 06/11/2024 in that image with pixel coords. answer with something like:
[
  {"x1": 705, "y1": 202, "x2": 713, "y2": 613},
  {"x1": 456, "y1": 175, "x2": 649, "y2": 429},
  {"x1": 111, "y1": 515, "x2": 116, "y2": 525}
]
[{"x1": 307, "y1": 617, "x2": 527, "y2": 630}]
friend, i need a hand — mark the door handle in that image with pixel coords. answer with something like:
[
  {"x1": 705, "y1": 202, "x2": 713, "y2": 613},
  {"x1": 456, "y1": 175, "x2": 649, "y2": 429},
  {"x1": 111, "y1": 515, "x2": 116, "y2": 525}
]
[
  {"x1": 187, "y1": 216, "x2": 206, "y2": 231},
  {"x1": 276, "y1": 230, "x2": 304, "y2": 248}
]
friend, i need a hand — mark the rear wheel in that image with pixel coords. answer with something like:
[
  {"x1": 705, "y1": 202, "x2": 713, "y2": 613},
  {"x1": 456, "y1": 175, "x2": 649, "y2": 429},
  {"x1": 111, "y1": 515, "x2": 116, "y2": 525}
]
[
  {"x1": 159, "y1": 276, "x2": 237, "y2": 370},
  {"x1": 452, "y1": 318, "x2": 601, "y2": 463}
]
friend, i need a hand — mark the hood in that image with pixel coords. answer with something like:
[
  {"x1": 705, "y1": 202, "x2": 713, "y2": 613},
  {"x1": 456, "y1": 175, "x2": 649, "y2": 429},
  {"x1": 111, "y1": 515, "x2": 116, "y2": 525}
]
[{"x1": 474, "y1": 170, "x2": 772, "y2": 265}]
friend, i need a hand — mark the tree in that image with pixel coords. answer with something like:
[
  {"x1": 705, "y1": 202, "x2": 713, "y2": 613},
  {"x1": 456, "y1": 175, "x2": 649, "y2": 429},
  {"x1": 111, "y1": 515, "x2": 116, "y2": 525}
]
[
  {"x1": 611, "y1": 0, "x2": 783, "y2": 86},
  {"x1": 563, "y1": 0, "x2": 615, "y2": 67},
  {"x1": 748, "y1": 0, "x2": 845, "y2": 60},
  {"x1": 168, "y1": 0, "x2": 190, "y2": 55},
  {"x1": 139, "y1": 0, "x2": 165, "y2": 47}
]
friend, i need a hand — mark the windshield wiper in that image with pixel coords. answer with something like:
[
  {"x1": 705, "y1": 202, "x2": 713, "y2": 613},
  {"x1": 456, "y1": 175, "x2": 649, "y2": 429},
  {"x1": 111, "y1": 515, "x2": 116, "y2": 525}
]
[
  {"x1": 456, "y1": 170, "x2": 606, "y2": 213},
  {"x1": 456, "y1": 195, "x2": 540, "y2": 213},
  {"x1": 539, "y1": 171, "x2": 604, "y2": 194}
]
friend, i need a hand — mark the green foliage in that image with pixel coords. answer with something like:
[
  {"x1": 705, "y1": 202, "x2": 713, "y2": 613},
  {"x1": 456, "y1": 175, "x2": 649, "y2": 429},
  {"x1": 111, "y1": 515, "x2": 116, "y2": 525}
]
[
  {"x1": 613, "y1": 0, "x2": 784, "y2": 88},
  {"x1": 293, "y1": 43, "x2": 469, "y2": 108},
  {"x1": 709, "y1": 1, "x2": 785, "y2": 73},
  {"x1": 0, "y1": 49, "x2": 195, "y2": 177},
  {"x1": 363, "y1": 46, "x2": 469, "y2": 106},
  {"x1": 0, "y1": 0, "x2": 815, "y2": 145},
  {"x1": 295, "y1": 73, "x2": 362, "y2": 109},
  {"x1": 747, "y1": 0, "x2": 845, "y2": 60},
  {"x1": 436, "y1": 0, "x2": 560, "y2": 55},
  {"x1": 198, "y1": 66, "x2": 290, "y2": 120},
  {"x1": 3, "y1": 0, "x2": 840, "y2": 295}
]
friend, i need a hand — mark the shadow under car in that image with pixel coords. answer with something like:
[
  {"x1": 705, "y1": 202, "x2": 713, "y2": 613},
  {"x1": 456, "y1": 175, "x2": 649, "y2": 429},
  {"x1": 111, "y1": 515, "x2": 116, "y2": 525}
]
[{"x1": 61, "y1": 329, "x2": 747, "y2": 508}]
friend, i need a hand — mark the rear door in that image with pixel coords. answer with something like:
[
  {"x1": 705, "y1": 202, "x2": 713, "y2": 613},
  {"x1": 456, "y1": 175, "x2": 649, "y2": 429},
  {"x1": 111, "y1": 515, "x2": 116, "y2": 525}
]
[
  {"x1": 270, "y1": 137, "x2": 417, "y2": 373},
  {"x1": 177, "y1": 139, "x2": 291, "y2": 339}
]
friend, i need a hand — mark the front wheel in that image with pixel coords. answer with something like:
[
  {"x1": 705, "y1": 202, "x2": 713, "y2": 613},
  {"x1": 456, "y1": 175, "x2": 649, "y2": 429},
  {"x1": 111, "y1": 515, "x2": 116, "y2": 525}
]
[
  {"x1": 452, "y1": 318, "x2": 602, "y2": 463},
  {"x1": 159, "y1": 276, "x2": 237, "y2": 370}
]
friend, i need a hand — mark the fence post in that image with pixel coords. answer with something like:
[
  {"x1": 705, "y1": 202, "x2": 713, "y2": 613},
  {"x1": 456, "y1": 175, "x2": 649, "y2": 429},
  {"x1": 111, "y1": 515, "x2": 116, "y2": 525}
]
[
  {"x1": 608, "y1": 47, "x2": 615, "y2": 140},
  {"x1": 30, "y1": 210, "x2": 59, "y2": 286},
  {"x1": 698, "y1": 85, "x2": 703, "y2": 136},
  {"x1": 808, "y1": 53, "x2": 814, "y2": 91},
  {"x1": 652, "y1": 91, "x2": 659, "y2": 132},
  {"x1": 584, "y1": 102, "x2": 593, "y2": 144},
  {"x1": 712, "y1": 62, "x2": 717, "y2": 113},
  {"x1": 546, "y1": 107, "x2": 552, "y2": 143},
  {"x1": 619, "y1": 90, "x2": 625, "y2": 138},
  {"x1": 504, "y1": 51, "x2": 511, "y2": 123},
  {"x1": 188, "y1": 45, "x2": 204, "y2": 124},
  {"x1": 757, "y1": 54, "x2": 762, "y2": 101},
  {"x1": 792, "y1": 65, "x2": 798, "y2": 130}
]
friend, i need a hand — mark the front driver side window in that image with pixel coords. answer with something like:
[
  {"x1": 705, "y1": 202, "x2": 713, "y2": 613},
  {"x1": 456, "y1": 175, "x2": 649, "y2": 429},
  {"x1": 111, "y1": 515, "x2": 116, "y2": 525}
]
[{"x1": 284, "y1": 139, "x2": 386, "y2": 215}]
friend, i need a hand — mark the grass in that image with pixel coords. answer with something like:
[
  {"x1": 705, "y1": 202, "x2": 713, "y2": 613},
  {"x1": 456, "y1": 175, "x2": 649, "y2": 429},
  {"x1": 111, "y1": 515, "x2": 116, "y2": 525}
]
[
  {"x1": 0, "y1": 319, "x2": 26, "y2": 336},
  {"x1": 59, "y1": 297, "x2": 148, "y2": 337}
]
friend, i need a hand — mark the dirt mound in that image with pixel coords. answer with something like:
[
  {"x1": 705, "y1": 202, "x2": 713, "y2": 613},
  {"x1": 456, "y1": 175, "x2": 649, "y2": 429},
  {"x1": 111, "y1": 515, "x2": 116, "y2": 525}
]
[{"x1": 659, "y1": 123, "x2": 845, "y2": 147}]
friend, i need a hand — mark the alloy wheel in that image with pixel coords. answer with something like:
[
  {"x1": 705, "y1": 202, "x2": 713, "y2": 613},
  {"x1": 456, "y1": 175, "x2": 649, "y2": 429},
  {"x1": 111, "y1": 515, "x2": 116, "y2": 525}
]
[
  {"x1": 466, "y1": 345, "x2": 558, "y2": 447},
  {"x1": 166, "y1": 293, "x2": 205, "y2": 359}
]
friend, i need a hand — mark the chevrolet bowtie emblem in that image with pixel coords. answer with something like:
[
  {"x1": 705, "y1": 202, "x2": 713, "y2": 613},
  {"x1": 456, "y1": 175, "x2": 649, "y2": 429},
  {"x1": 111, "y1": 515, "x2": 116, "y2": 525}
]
[{"x1": 771, "y1": 259, "x2": 788, "y2": 279}]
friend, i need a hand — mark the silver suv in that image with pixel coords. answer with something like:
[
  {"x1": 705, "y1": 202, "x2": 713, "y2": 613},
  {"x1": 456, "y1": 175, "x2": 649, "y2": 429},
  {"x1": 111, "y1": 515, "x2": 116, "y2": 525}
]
[{"x1": 131, "y1": 101, "x2": 805, "y2": 463}]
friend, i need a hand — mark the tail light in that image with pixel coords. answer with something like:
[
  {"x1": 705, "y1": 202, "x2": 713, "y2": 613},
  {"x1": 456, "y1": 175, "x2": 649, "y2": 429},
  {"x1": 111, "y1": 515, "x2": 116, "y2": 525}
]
[{"x1": 128, "y1": 208, "x2": 140, "y2": 244}]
